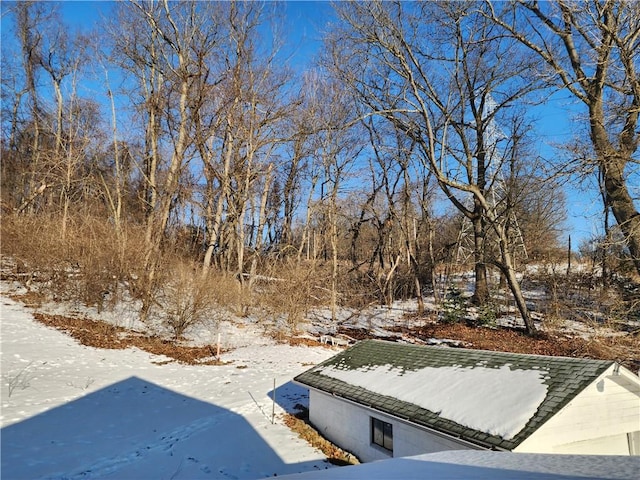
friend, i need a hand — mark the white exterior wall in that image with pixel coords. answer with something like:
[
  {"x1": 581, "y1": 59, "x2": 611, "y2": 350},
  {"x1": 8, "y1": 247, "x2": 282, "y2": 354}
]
[
  {"x1": 308, "y1": 390, "x2": 478, "y2": 463},
  {"x1": 516, "y1": 365, "x2": 640, "y2": 455}
]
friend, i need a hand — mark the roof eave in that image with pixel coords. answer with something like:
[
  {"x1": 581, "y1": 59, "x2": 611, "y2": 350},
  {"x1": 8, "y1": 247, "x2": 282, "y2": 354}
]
[{"x1": 301, "y1": 382, "x2": 495, "y2": 451}]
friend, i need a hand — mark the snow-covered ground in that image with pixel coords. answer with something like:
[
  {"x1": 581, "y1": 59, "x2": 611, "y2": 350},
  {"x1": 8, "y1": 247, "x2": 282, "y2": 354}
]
[
  {"x1": 0, "y1": 292, "x2": 340, "y2": 479},
  {"x1": 2, "y1": 272, "x2": 638, "y2": 479},
  {"x1": 281, "y1": 450, "x2": 640, "y2": 479}
]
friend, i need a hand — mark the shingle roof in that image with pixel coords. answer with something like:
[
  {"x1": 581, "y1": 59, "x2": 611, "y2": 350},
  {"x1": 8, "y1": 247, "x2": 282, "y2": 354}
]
[{"x1": 294, "y1": 340, "x2": 614, "y2": 451}]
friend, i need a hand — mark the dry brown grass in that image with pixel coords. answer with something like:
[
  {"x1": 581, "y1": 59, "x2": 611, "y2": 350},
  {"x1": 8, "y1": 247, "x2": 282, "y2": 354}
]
[
  {"x1": 283, "y1": 407, "x2": 359, "y2": 466},
  {"x1": 206, "y1": 270, "x2": 245, "y2": 313},
  {"x1": 258, "y1": 259, "x2": 330, "y2": 335},
  {"x1": 1, "y1": 213, "x2": 146, "y2": 308},
  {"x1": 155, "y1": 260, "x2": 220, "y2": 339}
]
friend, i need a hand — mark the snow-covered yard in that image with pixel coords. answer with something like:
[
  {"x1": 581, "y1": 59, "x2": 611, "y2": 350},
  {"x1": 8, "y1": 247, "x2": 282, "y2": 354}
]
[
  {"x1": 0, "y1": 292, "x2": 340, "y2": 479},
  {"x1": 2, "y1": 268, "x2": 639, "y2": 479}
]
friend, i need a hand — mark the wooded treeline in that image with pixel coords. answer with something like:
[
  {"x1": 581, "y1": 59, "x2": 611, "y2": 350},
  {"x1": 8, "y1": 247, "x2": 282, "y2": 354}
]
[{"x1": 2, "y1": 1, "x2": 638, "y2": 336}]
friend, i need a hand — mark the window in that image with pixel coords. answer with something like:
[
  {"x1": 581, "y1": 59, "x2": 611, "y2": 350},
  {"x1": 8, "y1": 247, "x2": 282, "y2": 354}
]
[{"x1": 371, "y1": 417, "x2": 393, "y2": 452}]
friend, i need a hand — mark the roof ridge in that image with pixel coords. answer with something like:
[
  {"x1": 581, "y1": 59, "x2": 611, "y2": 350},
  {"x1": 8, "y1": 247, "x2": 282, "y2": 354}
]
[{"x1": 359, "y1": 338, "x2": 615, "y2": 365}]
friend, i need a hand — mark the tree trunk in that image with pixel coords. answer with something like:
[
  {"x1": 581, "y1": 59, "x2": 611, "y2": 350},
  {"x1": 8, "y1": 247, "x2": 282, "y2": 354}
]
[
  {"x1": 104, "y1": 74, "x2": 123, "y2": 237},
  {"x1": 281, "y1": 140, "x2": 303, "y2": 248},
  {"x1": 503, "y1": 261, "x2": 535, "y2": 335},
  {"x1": 602, "y1": 204, "x2": 610, "y2": 288},
  {"x1": 566, "y1": 235, "x2": 571, "y2": 276},
  {"x1": 297, "y1": 173, "x2": 319, "y2": 262},
  {"x1": 601, "y1": 156, "x2": 640, "y2": 275},
  {"x1": 52, "y1": 79, "x2": 63, "y2": 159},
  {"x1": 588, "y1": 90, "x2": 640, "y2": 275},
  {"x1": 18, "y1": 3, "x2": 43, "y2": 215},
  {"x1": 583, "y1": 96, "x2": 638, "y2": 277},
  {"x1": 141, "y1": 74, "x2": 190, "y2": 321},
  {"x1": 471, "y1": 214, "x2": 490, "y2": 305},
  {"x1": 202, "y1": 124, "x2": 233, "y2": 275},
  {"x1": 428, "y1": 222, "x2": 439, "y2": 304},
  {"x1": 329, "y1": 201, "x2": 339, "y2": 323},
  {"x1": 248, "y1": 162, "x2": 273, "y2": 289},
  {"x1": 499, "y1": 233, "x2": 535, "y2": 335}
]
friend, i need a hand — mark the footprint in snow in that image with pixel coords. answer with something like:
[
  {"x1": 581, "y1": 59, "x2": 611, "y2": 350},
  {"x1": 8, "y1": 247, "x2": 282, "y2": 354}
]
[
  {"x1": 217, "y1": 468, "x2": 238, "y2": 479},
  {"x1": 186, "y1": 457, "x2": 212, "y2": 474}
]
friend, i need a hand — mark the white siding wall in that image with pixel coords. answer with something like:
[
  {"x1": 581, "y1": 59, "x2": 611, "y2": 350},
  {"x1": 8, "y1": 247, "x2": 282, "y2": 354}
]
[
  {"x1": 516, "y1": 366, "x2": 640, "y2": 455},
  {"x1": 551, "y1": 433, "x2": 630, "y2": 455},
  {"x1": 308, "y1": 390, "x2": 477, "y2": 463}
]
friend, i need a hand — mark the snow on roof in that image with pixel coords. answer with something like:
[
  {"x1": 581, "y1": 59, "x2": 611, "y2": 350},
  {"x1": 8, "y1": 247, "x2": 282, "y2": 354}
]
[{"x1": 317, "y1": 363, "x2": 548, "y2": 440}]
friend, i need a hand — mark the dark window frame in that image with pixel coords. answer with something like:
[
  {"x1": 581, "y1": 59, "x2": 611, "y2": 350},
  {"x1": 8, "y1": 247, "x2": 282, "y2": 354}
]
[{"x1": 371, "y1": 417, "x2": 393, "y2": 452}]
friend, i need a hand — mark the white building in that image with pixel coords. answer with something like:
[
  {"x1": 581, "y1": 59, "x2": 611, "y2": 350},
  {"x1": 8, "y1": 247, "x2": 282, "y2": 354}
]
[{"x1": 294, "y1": 340, "x2": 640, "y2": 461}]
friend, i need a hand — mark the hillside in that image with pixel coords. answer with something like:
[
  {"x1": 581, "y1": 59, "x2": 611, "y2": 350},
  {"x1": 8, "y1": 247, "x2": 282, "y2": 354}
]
[{"x1": 2, "y1": 269, "x2": 639, "y2": 478}]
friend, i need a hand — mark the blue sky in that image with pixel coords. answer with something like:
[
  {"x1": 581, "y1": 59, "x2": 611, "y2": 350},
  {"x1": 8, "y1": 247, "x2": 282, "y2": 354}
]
[
  {"x1": 59, "y1": 1, "x2": 332, "y2": 67},
  {"x1": 7, "y1": 1, "x2": 615, "y2": 250}
]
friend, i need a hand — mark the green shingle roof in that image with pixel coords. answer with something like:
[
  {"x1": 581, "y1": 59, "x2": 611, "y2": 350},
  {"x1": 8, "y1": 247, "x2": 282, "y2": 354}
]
[{"x1": 294, "y1": 340, "x2": 613, "y2": 450}]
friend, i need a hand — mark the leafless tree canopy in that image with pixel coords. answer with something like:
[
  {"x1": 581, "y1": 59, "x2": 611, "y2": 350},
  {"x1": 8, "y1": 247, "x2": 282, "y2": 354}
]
[
  {"x1": 486, "y1": 0, "x2": 640, "y2": 275},
  {"x1": 1, "y1": 0, "x2": 637, "y2": 335}
]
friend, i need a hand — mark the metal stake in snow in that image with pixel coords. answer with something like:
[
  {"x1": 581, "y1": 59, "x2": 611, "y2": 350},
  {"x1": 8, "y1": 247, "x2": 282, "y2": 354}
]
[
  {"x1": 216, "y1": 332, "x2": 221, "y2": 359},
  {"x1": 272, "y1": 378, "x2": 276, "y2": 424}
]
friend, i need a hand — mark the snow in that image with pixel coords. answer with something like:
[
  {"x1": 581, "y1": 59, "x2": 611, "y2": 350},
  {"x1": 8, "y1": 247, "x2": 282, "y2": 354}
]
[
  {"x1": 317, "y1": 362, "x2": 548, "y2": 440},
  {"x1": 306, "y1": 301, "x2": 422, "y2": 339},
  {"x1": 0, "y1": 295, "x2": 340, "y2": 479},
  {"x1": 280, "y1": 450, "x2": 640, "y2": 479},
  {"x1": 2, "y1": 273, "x2": 638, "y2": 479}
]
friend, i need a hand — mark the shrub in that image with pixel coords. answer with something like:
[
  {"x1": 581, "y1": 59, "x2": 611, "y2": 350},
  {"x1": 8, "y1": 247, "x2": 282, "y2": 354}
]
[
  {"x1": 441, "y1": 285, "x2": 466, "y2": 324},
  {"x1": 474, "y1": 301, "x2": 499, "y2": 327},
  {"x1": 258, "y1": 259, "x2": 329, "y2": 335},
  {"x1": 1, "y1": 213, "x2": 146, "y2": 309},
  {"x1": 156, "y1": 261, "x2": 218, "y2": 340}
]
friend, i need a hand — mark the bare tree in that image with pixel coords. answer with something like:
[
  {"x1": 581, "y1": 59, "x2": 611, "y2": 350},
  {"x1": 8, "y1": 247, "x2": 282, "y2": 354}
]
[
  {"x1": 58, "y1": 65, "x2": 90, "y2": 240},
  {"x1": 276, "y1": 85, "x2": 319, "y2": 251},
  {"x1": 330, "y1": 1, "x2": 544, "y2": 333},
  {"x1": 486, "y1": 0, "x2": 640, "y2": 276},
  {"x1": 98, "y1": 64, "x2": 125, "y2": 239},
  {"x1": 9, "y1": 2, "x2": 52, "y2": 214},
  {"x1": 226, "y1": 6, "x2": 290, "y2": 286},
  {"x1": 303, "y1": 72, "x2": 364, "y2": 321},
  {"x1": 113, "y1": 0, "x2": 209, "y2": 319},
  {"x1": 194, "y1": 2, "x2": 291, "y2": 286},
  {"x1": 358, "y1": 117, "x2": 436, "y2": 312},
  {"x1": 3, "y1": 1, "x2": 97, "y2": 228},
  {"x1": 37, "y1": 13, "x2": 75, "y2": 165}
]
